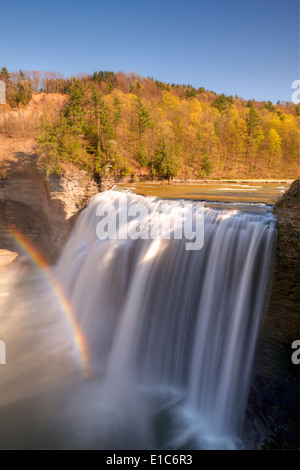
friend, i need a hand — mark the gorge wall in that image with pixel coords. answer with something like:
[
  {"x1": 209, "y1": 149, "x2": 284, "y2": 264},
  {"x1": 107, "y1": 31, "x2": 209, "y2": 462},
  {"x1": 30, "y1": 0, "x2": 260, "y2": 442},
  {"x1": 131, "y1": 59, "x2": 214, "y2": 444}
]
[
  {"x1": 0, "y1": 136, "x2": 99, "y2": 264},
  {"x1": 244, "y1": 179, "x2": 299, "y2": 449}
]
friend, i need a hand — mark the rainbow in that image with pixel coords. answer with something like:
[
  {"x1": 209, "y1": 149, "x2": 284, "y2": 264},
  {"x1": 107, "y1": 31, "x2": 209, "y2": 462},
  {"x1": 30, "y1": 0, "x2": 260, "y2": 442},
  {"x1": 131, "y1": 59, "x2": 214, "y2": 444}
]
[{"x1": 0, "y1": 222, "x2": 90, "y2": 375}]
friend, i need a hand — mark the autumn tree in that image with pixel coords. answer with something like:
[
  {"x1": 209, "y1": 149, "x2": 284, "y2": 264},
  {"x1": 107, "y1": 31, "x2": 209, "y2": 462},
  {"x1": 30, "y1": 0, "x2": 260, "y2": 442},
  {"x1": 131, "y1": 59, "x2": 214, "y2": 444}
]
[
  {"x1": 266, "y1": 128, "x2": 282, "y2": 164},
  {"x1": 30, "y1": 69, "x2": 299, "y2": 180}
]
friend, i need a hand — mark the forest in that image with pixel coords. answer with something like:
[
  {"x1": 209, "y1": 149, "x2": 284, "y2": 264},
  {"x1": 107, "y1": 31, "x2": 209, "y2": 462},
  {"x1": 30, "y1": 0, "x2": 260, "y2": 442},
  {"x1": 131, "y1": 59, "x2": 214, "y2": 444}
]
[{"x1": 0, "y1": 67, "x2": 299, "y2": 180}]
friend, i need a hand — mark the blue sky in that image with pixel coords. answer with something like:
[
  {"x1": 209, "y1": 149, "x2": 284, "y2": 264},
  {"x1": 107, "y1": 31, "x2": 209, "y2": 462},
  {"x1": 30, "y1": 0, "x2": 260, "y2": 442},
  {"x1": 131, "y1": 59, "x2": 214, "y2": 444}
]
[{"x1": 1, "y1": 0, "x2": 299, "y2": 102}]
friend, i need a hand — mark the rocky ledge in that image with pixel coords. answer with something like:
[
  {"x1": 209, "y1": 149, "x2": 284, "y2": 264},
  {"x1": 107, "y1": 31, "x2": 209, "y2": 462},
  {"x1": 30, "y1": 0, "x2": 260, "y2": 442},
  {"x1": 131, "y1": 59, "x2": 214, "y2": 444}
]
[{"x1": 244, "y1": 179, "x2": 299, "y2": 449}]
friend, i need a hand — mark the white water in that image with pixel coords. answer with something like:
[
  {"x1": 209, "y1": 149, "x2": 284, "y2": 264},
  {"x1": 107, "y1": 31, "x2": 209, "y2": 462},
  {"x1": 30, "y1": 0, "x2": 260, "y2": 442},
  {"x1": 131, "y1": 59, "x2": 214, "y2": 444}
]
[{"x1": 0, "y1": 190, "x2": 276, "y2": 449}]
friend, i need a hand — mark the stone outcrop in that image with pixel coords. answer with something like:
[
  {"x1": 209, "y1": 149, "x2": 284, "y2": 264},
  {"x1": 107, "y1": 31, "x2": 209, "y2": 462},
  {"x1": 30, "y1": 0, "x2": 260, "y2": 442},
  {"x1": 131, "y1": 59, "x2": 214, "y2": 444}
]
[
  {"x1": 244, "y1": 179, "x2": 299, "y2": 449},
  {"x1": 0, "y1": 140, "x2": 99, "y2": 263},
  {"x1": 0, "y1": 249, "x2": 19, "y2": 271}
]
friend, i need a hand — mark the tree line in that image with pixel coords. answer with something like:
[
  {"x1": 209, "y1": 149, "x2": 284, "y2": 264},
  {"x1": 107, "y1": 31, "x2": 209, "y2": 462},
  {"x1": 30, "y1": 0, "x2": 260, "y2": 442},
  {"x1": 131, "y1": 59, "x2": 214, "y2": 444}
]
[{"x1": 0, "y1": 67, "x2": 299, "y2": 180}]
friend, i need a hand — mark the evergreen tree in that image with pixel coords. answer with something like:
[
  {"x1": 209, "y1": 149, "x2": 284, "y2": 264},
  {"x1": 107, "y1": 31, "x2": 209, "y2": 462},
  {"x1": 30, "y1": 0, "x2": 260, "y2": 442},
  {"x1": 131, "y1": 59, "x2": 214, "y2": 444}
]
[
  {"x1": 86, "y1": 86, "x2": 115, "y2": 174},
  {"x1": 186, "y1": 87, "x2": 197, "y2": 99},
  {"x1": 136, "y1": 141, "x2": 148, "y2": 167},
  {"x1": 198, "y1": 154, "x2": 212, "y2": 177},
  {"x1": 64, "y1": 81, "x2": 86, "y2": 133},
  {"x1": 246, "y1": 106, "x2": 261, "y2": 137},
  {"x1": 212, "y1": 94, "x2": 229, "y2": 112},
  {"x1": 107, "y1": 81, "x2": 114, "y2": 94},
  {"x1": 38, "y1": 118, "x2": 60, "y2": 175},
  {"x1": 277, "y1": 111, "x2": 285, "y2": 121},
  {"x1": 0, "y1": 67, "x2": 10, "y2": 83},
  {"x1": 38, "y1": 114, "x2": 91, "y2": 176},
  {"x1": 113, "y1": 97, "x2": 122, "y2": 124},
  {"x1": 134, "y1": 95, "x2": 153, "y2": 141},
  {"x1": 149, "y1": 137, "x2": 181, "y2": 180},
  {"x1": 91, "y1": 86, "x2": 114, "y2": 146},
  {"x1": 265, "y1": 101, "x2": 275, "y2": 112},
  {"x1": 135, "y1": 80, "x2": 141, "y2": 94},
  {"x1": 11, "y1": 75, "x2": 33, "y2": 106}
]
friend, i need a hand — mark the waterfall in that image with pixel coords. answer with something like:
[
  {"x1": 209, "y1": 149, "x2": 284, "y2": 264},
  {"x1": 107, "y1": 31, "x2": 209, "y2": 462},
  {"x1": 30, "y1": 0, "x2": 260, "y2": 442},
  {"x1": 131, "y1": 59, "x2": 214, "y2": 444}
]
[{"x1": 0, "y1": 190, "x2": 276, "y2": 449}]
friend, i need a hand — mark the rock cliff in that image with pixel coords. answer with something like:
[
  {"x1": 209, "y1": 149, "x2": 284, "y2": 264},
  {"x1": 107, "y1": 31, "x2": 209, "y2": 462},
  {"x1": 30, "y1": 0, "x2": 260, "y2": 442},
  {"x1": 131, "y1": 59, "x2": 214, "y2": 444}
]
[
  {"x1": 0, "y1": 136, "x2": 99, "y2": 263},
  {"x1": 244, "y1": 179, "x2": 299, "y2": 449}
]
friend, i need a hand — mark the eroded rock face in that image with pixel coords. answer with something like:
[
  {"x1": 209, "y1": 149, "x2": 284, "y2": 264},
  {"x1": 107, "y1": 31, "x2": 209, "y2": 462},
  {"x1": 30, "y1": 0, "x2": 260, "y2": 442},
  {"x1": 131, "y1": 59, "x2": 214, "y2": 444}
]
[
  {"x1": 0, "y1": 249, "x2": 19, "y2": 271},
  {"x1": 0, "y1": 156, "x2": 99, "y2": 263},
  {"x1": 244, "y1": 179, "x2": 299, "y2": 449}
]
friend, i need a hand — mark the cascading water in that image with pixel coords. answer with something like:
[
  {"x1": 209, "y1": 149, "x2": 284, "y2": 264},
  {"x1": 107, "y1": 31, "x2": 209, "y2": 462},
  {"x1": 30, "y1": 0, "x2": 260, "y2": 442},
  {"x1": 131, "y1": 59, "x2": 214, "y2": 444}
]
[{"x1": 0, "y1": 190, "x2": 276, "y2": 449}]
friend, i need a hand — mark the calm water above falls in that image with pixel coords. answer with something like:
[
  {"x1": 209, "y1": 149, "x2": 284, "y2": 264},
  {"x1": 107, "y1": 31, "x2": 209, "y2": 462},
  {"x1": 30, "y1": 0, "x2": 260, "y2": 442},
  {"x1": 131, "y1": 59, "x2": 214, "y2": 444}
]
[
  {"x1": 0, "y1": 190, "x2": 277, "y2": 449},
  {"x1": 117, "y1": 181, "x2": 290, "y2": 213}
]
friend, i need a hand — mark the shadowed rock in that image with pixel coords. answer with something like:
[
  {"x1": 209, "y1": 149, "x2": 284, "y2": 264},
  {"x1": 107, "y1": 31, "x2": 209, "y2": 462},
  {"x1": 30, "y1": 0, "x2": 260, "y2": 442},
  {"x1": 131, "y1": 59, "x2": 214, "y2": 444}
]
[{"x1": 244, "y1": 179, "x2": 299, "y2": 449}]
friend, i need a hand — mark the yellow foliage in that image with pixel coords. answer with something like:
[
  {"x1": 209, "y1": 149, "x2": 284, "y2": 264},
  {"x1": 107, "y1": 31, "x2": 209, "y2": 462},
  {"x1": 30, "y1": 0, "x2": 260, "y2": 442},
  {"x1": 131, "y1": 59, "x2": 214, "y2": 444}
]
[
  {"x1": 188, "y1": 98, "x2": 202, "y2": 115},
  {"x1": 4, "y1": 74, "x2": 298, "y2": 179},
  {"x1": 161, "y1": 91, "x2": 181, "y2": 112},
  {"x1": 267, "y1": 128, "x2": 282, "y2": 160}
]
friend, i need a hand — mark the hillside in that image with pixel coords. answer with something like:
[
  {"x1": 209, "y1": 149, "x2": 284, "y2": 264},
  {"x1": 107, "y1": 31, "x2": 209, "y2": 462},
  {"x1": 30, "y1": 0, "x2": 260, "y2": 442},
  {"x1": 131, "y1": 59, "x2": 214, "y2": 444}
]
[{"x1": 0, "y1": 69, "x2": 299, "y2": 181}]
